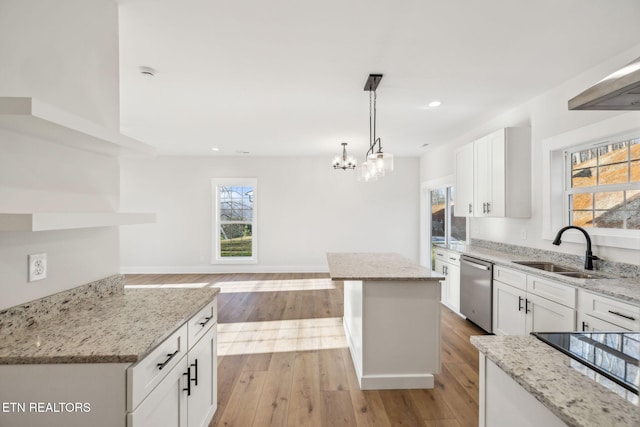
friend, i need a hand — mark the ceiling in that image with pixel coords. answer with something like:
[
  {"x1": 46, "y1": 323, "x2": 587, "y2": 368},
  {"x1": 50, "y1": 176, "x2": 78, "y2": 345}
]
[{"x1": 117, "y1": 0, "x2": 640, "y2": 158}]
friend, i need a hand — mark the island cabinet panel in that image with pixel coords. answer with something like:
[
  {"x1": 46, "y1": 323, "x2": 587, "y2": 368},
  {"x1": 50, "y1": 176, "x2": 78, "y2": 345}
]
[
  {"x1": 0, "y1": 363, "x2": 128, "y2": 427},
  {"x1": 479, "y1": 354, "x2": 568, "y2": 427}
]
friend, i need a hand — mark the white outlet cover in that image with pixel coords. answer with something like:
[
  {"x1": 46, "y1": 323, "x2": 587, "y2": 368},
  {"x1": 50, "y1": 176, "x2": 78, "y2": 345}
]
[{"x1": 28, "y1": 253, "x2": 47, "y2": 282}]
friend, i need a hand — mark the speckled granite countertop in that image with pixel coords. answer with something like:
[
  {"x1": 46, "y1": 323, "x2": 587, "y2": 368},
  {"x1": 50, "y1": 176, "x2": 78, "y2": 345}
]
[
  {"x1": 471, "y1": 335, "x2": 639, "y2": 427},
  {"x1": 327, "y1": 252, "x2": 442, "y2": 281},
  {"x1": 0, "y1": 283, "x2": 220, "y2": 365},
  {"x1": 436, "y1": 243, "x2": 640, "y2": 305}
]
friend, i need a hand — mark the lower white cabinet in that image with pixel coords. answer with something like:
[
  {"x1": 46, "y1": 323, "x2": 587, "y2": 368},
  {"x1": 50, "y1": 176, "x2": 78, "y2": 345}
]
[
  {"x1": 0, "y1": 297, "x2": 218, "y2": 427},
  {"x1": 434, "y1": 248, "x2": 461, "y2": 314},
  {"x1": 493, "y1": 266, "x2": 575, "y2": 335},
  {"x1": 127, "y1": 324, "x2": 217, "y2": 427},
  {"x1": 577, "y1": 290, "x2": 640, "y2": 332},
  {"x1": 127, "y1": 356, "x2": 189, "y2": 427},
  {"x1": 129, "y1": 299, "x2": 218, "y2": 427}
]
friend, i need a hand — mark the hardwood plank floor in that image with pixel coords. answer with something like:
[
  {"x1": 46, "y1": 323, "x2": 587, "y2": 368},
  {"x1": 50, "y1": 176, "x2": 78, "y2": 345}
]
[{"x1": 125, "y1": 273, "x2": 487, "y2": 427}]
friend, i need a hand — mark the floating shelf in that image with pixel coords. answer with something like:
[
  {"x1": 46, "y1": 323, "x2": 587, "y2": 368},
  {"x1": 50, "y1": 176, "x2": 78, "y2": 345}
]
[
  {"x1": 0, "y1": 97, "x2": 156, "y2": 156},
  {"x1": 0, "y1": 213, "x2": 156, "y2": 232}
]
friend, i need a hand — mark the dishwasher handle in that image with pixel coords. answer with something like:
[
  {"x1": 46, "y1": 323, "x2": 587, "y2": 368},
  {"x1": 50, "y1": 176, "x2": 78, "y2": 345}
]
[{"x1": 461, "y1": 258, "x2": 490, "y2": 271}]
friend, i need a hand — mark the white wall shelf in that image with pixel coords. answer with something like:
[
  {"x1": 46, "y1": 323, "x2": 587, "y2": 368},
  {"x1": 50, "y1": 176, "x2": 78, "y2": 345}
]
[
  {"x1": 0, "y1": 213, "x2": 156, "y2": 232},
  {"x1": 0, "y1": 97, "x2": 156, "y2": 156}
]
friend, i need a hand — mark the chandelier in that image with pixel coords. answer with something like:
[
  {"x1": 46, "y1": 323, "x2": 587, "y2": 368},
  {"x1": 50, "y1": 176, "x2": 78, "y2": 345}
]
[
  {"x1": 332, "y1": 142, "x2": 357, "y2": 170},
  {"x1": 358, "y1": 73, "x2": 394, "y2": 182}
]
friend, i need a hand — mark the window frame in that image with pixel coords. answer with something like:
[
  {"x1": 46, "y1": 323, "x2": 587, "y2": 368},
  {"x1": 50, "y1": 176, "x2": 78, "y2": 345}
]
[
  {"x1": 542, "y1": 113, "x2": 640, "y2": 250},
  {"x1": 564, "y1": 137, "x2": 639, "y2": 231},
  {"x1": 211, "y1": 177, "x2": 258, "y2": 264}
]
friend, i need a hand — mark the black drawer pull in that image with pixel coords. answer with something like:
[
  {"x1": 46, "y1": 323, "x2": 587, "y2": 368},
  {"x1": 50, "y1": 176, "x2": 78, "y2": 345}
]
[
  {"x1": 199, "y1": 316, "x2": 213, "y2": 327},
  {"x1": 190, "y1": 359, "x2": 198, "y2": 386},
  {"x1": 518, "y1": 296, "x2": 524, "y2": 312},
  {"x1": 183, "y1": 367, "x2": 191, "y2": 396},
  {"x1": 157, "y1": 349, "x2": 179, "y2": 370},
  {"x1": 607, "y1": 310, "x2": 636, "y2": 321},
  {"x1": 582, "y1": 321, "x2": 588, "y2": 331}
]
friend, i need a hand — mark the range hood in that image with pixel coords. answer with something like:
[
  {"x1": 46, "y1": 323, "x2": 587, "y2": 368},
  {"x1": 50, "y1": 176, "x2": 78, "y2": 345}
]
[{"x1": 568, "y1": 56, "x2": 640, "y2": 110}]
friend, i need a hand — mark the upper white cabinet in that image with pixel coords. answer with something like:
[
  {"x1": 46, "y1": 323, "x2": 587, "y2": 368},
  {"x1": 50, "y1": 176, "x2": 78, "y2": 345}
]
[
  {"x1": 0, "y1": 97, "x2": 156, "y2": 157},
  {"x1": 0, "y1": 212, "x2": 155, "y2": 232},
  {"x1": 454, "y1": 127, "x2": 531, "y2": 218}
]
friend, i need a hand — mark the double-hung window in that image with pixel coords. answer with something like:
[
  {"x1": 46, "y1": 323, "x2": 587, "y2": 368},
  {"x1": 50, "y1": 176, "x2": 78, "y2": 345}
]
[
  {"x1": 212, "y1": 178, "x2": 257, "y2": 264},
  {"x1": 566, "y1": 136, "x2": 639, "y2": 230}
]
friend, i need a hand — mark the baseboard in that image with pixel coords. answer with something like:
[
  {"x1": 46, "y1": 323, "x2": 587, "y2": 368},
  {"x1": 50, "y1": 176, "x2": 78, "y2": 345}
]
[{"x1": 120, "y1": 264, "x2": 329, "y2": 274}]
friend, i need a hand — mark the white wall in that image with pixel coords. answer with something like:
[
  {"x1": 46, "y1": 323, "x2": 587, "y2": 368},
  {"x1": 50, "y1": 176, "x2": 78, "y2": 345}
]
[
  {"x1": 0, "y1": 0, "x2": 121, "y2": 310},
  {"x1": 119, "y1": 156, "x2": 420, "y2": 272},
  {"x1": 420, "y1": 44, "x2": 640, "y2": 265}
]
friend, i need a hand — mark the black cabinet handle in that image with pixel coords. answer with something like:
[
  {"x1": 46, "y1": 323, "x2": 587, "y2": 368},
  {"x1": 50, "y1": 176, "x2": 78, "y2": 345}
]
[
  {"x1": 582, "y1": 321, "x2": 588, "y2": 331},
  {"x1": 468, "y1": 203, "x2": 472, "y2": 214},
  {"x1": 190, "y1": 359, "x2": 198, "y2": 386},
  {"x1": 157, "y1": 349, "x2": 179, "y2": 370},
  {"x1": 183, "y1": 367, "x2": 191, "y2": 396},
  {"x1": 608, "y1": 310, "x2": 636, "y2": 321},
  {"x1": 525, "y1": 298, "x2": 531, "y2": 314},
  {"x1": 518, "y1": 296, "x2": 523, "y2": 312},
  {"x1": 199, "y1": 316, "x2": 213, "y2": 327},
  {"x1": 486, "y1": 202, "x2": 491, "y2": 213}
]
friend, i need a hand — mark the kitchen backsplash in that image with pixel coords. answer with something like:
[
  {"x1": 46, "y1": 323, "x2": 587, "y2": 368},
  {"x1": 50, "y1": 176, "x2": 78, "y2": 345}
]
[
  {"x1": 471, "y1": 239, "x2": 640, "y2": 278},
  {"x1": 0, "y1": 274, "x2": 124, "y2": 335}
]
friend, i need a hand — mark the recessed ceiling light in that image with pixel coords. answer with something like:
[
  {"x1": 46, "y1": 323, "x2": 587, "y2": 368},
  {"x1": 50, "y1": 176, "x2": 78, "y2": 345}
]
[
  {"x1": 139, "y1": 66, "x2": 156, "y2": 77},
  {"x1": 211, "y1": 147, "x2": 220, "y2": 152},
  {"x1": 236, "y1": 150, "x2": 250, "y2": 155},
  {"x1": 428, "y1": 101, "x2": 441, "y2": 108},
  {"x1": 421, "y1": 143, "x2": 430, "y2": 148}
]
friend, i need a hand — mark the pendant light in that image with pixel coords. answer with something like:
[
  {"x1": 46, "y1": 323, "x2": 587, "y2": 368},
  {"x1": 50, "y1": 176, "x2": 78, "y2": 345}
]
[
  {"x1": 358, "y1": 74, "x2": 393, "y2": 182},
  {"x1": 332, "y1": 142, "x2": 357, "y2": 170}
]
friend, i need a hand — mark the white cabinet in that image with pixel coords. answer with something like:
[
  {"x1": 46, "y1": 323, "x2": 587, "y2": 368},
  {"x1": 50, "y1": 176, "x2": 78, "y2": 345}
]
[
  {"x1": 492, "y1": 266, "x2": 576, "y2": 335},
  {"x1": 187, "y1": 326, "x2": 218, "y2": 427},
  {"x1": 435, "y1": 248, "x2": 461, "y2": 314},
  {"x1": 128, "y1": 298, "x2": 218, "y2": 427},
  {"x1": 454, "y1": 143, "x2": 474, "y2": 216},
  {"x1": 577, "y1": 290, "x2": 640, "y2": 332},
  {"x1": 127, "y1": 357, "x2": 189, "y2": 427},
  {"x1": 0, "y1": 297, "x2": 218, "y2": 427},
  {"x1": 454, "y1": 127, "x2": 531, "y2": 218}
]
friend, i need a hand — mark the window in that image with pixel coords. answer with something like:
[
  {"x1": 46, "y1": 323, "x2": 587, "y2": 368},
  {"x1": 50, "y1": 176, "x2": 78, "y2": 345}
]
[
  {"x1": 212, "y1": 178, "x2": 257, "y2": 264},
  {"x1": 566, "y1": 136, "x2": 639, "y2": 230},
  {"x1": 430, "y1": 186, "x2": 466, "y2": 267}
]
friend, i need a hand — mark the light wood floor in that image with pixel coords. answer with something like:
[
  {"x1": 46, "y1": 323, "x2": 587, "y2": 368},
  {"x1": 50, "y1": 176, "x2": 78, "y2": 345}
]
[{"x1": 125, "y1": 273, "x2": 487, "y2": 427}]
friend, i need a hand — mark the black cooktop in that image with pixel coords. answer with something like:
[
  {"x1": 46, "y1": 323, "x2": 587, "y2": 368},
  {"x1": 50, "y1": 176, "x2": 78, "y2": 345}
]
[{"x1": 532, "y1": 331, "x2": 640, "y2": 395}]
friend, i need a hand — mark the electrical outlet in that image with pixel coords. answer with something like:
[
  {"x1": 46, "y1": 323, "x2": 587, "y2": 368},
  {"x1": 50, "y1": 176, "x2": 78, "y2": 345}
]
[
  {"x1": 520, "y1": 229, "x2": 527, "y2": 240},
  {"x1": 28, "y1": 253, "x2": 47, "y2": 282}
]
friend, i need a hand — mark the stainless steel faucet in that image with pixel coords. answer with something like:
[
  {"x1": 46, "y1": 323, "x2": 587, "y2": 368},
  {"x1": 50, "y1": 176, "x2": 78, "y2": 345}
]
[{"x1": 552, "y1": 226, "x2": 599, "y2": 270}]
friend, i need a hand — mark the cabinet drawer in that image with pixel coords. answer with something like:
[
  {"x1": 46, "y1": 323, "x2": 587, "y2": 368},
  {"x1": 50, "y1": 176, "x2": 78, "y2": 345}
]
[
  {"x1": 493, "y1": 266, "x2": 526, "y2": 290},
  {"x1": 526, "y1": 276, "x2": 576, "y2": 309},
  {"x1": 445, "y1": 252, "x2": 460, "y2": 266},
  {"x1": 188, "y1": 298, "x2": 217, "y2": 349},
  {"x1": 127, "y1": 323, "x2": 188, "y2": 412},
  {"x1": 434, "y1": 249, "x2": 448, "y2": 262},
  {"x1": 578, "y1": 291, "x2": 640, "y2": 330}
]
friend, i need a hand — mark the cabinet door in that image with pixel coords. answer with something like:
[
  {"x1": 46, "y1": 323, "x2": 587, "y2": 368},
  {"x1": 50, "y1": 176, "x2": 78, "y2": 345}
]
[
  {"x1": 526, "y1": 293, "x2": 575, "y2": 333},
  {"x1": 128, "y1": 356, "x2": 188, "y2": 427},
  {"x1": 474, "y1": 136, "x2": 491, "y2": 217},
  {"x1": 486, "y1": 129, "x2": 506, "y2": 217},
  {"x1": 455, "y1": 143, "x2": 474, "y2": 217},
  {"x1": 577, "y1": 312, "x2": 630, "y2": 332},
  {"x1": 448, "y1": 263, "x2": 461, "y2": 313},
  {"x1": 188, "y1": 325, "x2": 218, "y2": 427},
  {"x1": 435, "y1": 259, "x2": 449, "y2": 304},
  {"x1": 492, "y1": 281, "x2": 526, "y2": 335}
]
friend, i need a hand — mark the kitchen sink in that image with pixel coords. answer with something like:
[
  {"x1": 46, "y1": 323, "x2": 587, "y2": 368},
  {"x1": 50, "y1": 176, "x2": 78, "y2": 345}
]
[
  {"x1": 511, "y1": 260, "x2": 611, "y2": 279},
  {"x1": 511, "y1": 261, "x2": 577, "y2": 273}
]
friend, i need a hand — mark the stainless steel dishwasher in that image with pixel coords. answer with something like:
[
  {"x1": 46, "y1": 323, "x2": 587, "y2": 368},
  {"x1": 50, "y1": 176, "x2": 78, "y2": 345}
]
[{"x1": 460, "y1": 255, "x2": 493, "y2": 333}]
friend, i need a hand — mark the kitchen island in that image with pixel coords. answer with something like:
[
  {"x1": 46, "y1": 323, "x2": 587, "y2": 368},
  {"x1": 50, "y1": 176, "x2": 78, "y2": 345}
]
[
  {"x1": 471, "y1": 335, "x2": 639, "y2": 427},
  {"x1": 327, "y1": 252, "x2": 443, "y2": 390},
  {"x1": 0, "y1": 275, "x2": 220, "y2": 427}
]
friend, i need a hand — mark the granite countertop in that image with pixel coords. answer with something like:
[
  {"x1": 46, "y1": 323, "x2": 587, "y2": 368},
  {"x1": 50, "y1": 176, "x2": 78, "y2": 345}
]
[
  {"x1": 326, "y1": 252, "x2": 442, "y2": 281},
  {"x1": 471, "y1": 335, "x2": 639, "y2": 427},
  {"x1": 0, "y1": 286, "x2": 220, "y2": 365},
  {"x1": 436, "y1": 243, "x2": 640, "y2": 305}
]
